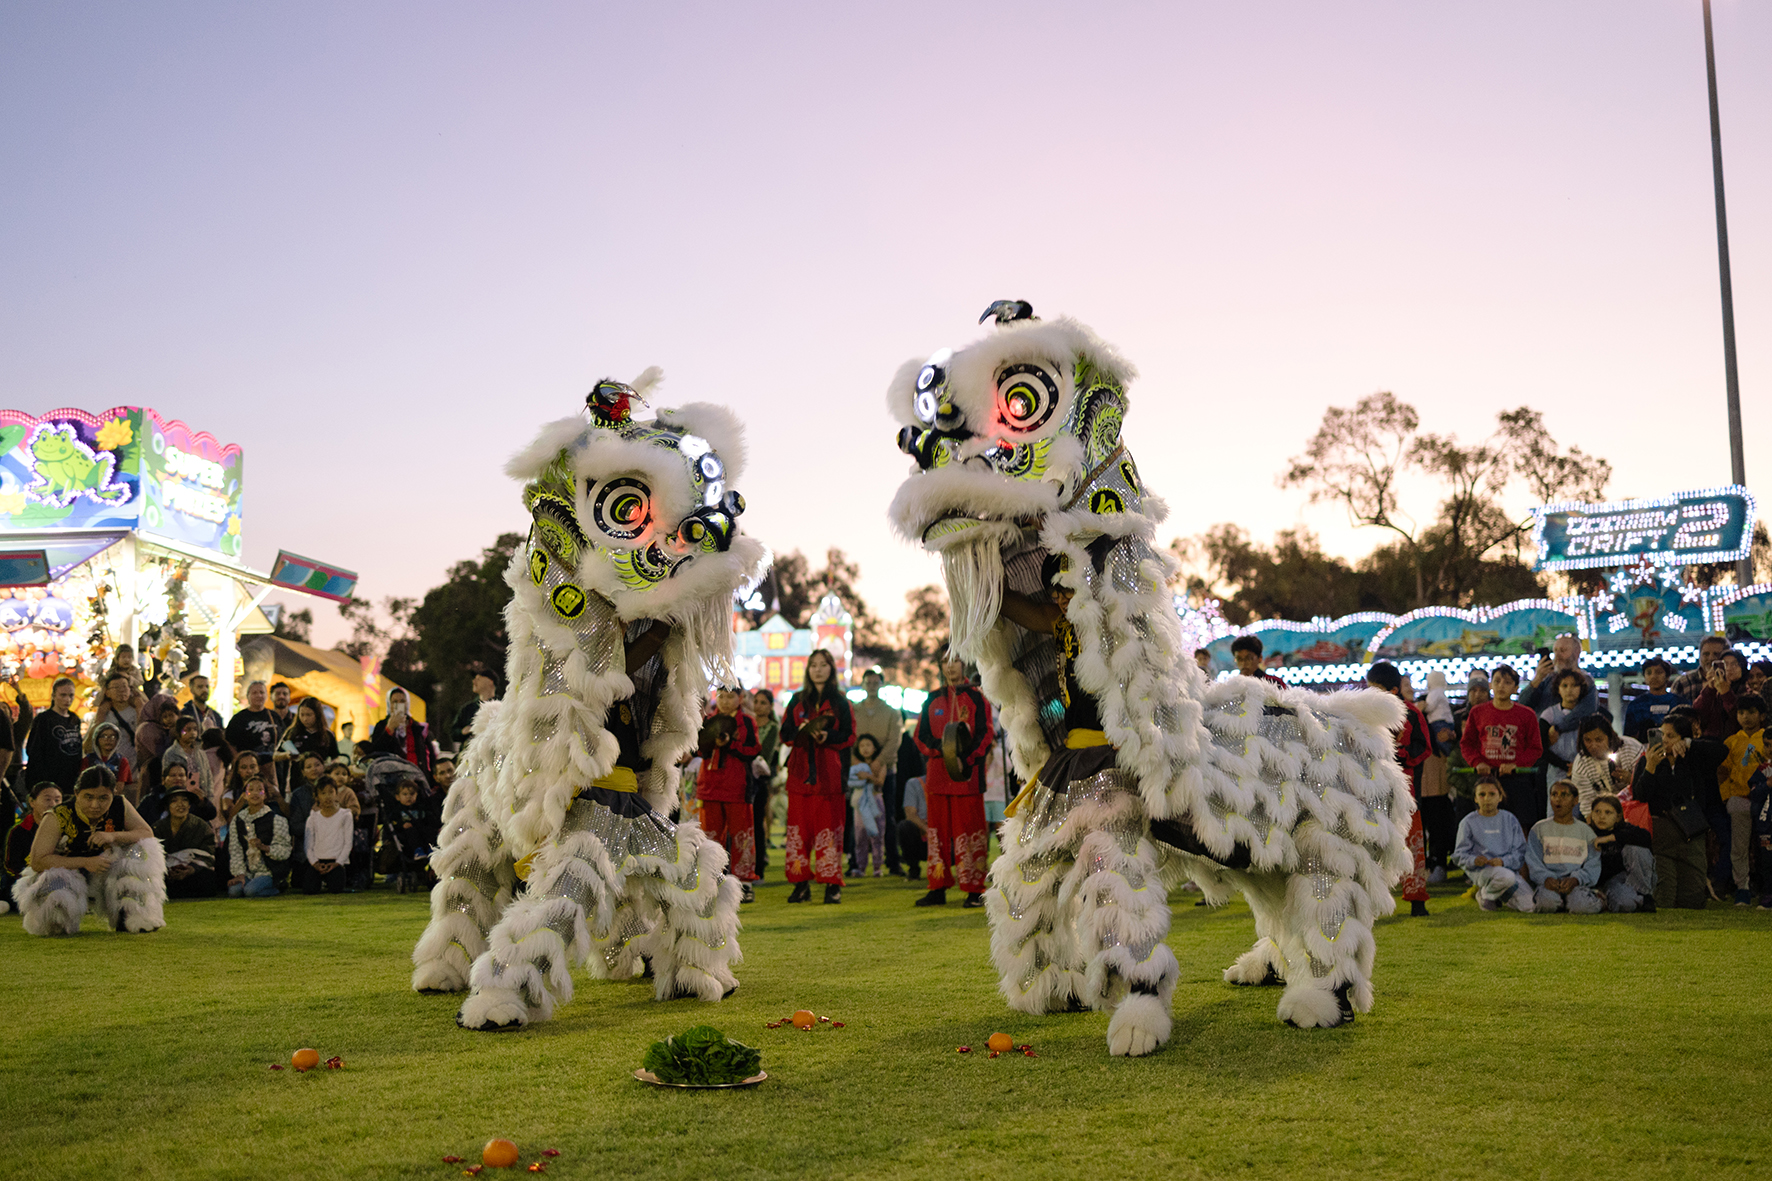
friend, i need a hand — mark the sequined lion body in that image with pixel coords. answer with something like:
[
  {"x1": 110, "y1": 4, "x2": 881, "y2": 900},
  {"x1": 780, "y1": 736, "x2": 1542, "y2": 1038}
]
[
  {"x1": 888, "y1": 309, "x2": 1413, "y2": 1054},
  {"x1": 411, "y1": 371, "x2": 767, "y2": 1030}
]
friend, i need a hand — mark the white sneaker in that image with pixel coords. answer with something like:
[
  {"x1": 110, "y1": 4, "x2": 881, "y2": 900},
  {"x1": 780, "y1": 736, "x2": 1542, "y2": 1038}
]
[
  {"x1": 1427, "y1": 867, "x2": 1447, "y2": 885},
  {"x1": 1506, "y1": 886, "x2": 1536, "y2": 913}
]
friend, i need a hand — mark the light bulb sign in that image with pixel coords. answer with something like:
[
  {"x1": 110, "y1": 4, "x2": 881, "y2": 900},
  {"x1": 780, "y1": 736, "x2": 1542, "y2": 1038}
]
[
  {"x1": 1530, "y1": 486, "x2": 1755, "y2": 572},
  {"x1": 0, "y1": 407, "x2": 244, "y2": 558}
]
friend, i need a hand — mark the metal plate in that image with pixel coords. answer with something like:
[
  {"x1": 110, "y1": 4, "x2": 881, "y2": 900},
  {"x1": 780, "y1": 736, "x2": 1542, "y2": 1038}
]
[{"x1": 632, "y1": 1068, "x2": 767, "y2": 1089}]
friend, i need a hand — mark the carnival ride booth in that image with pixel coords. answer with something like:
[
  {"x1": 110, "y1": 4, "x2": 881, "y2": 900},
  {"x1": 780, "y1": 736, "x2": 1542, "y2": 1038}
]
[
  {"x1": 238, "y1": 634, "x2": 427, "y2": 742},
  {"x1": 0, "y1": 406, "x2": 357, "y2": 719},
  {"x1": 1185, "y1": 485, "x2": 1768, "y2": 709}
]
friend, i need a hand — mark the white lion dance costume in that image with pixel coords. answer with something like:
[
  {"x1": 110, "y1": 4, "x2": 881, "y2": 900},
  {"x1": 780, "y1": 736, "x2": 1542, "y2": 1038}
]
[
  {"x1": 13, "y1": 807, "x2": 166, "y2": 936},
  {"x1": 411, "y1": 372, "x2": 766, "y2": 1030},
  {"x1": 888, "y1": 303, "x2": 1413, "y2": 1056}
]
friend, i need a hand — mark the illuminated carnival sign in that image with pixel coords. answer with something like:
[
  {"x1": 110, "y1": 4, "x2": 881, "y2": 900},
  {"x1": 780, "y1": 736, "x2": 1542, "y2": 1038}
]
[
  {"x1": 0, "y1": 407, "x2": 245, "y2": 558},
  {"x1": 1530, "y1": 486, "x2": 1755, "y2": 572}
]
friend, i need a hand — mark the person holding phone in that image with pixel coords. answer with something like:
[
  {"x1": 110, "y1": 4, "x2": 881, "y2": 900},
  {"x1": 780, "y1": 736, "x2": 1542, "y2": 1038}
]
[
  {"x1": 1632, "y1": 712, "x2": 1727, "y2": 909},
  {"x1": 369, "y1": 687, "x2": 434, "y2": 781}
]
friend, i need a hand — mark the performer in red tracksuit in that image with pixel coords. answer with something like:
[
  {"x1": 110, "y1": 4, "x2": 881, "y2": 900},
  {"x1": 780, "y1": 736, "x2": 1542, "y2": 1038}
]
[
  {"x1": 697, "y1": 685, "x2": 761, "y2": 899},
  {"x1": 913, "y1": 659, "x2": 993, "y2": 908},
  {"x1": 1367, "y1": 661, "x2": 1434, "y2": 915},
  {"x1": 781, "y1": 650, "x2": 855, "y2": 904}
]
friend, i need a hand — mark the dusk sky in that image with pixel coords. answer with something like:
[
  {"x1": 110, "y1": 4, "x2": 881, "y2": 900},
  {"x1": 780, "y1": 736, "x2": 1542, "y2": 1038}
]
[{"x1": 3, "y1": 2, "x2": 1767, "y2": 650}]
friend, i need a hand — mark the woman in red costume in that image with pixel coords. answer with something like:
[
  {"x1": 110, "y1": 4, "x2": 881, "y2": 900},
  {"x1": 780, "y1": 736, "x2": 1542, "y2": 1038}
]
[{"x1": 781, "y1": 649, "x2": 854, "y2": 904}]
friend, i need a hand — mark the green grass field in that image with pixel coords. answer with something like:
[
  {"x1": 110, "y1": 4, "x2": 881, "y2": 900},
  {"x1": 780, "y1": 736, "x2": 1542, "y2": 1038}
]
[{"x1": 3, "y1": 871, "x2": 1768, "y2": 1181}]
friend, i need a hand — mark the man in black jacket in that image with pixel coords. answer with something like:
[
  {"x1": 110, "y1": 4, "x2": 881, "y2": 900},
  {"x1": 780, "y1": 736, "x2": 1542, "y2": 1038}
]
[{"x1": 1633, "y1": 711, "x2": 1726, "y2": 909}]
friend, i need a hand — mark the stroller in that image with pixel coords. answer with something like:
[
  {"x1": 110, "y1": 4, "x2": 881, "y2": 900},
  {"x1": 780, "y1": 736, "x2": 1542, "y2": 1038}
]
[{"x1": 365, "y1": 755, "x2": 438, "y2": 894}]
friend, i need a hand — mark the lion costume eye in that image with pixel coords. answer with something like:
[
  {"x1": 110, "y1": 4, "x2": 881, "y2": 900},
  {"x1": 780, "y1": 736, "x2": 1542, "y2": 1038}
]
[
  {"x1": 995, "y1": 364, "x2": 1059, "y2": 433},
  {"x1": 590, "y1": 477, "x2": 652, "y2": 541}
]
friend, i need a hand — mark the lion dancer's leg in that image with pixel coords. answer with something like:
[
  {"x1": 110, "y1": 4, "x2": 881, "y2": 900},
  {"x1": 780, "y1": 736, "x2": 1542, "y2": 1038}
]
[
  {"x1": 99, "y1": 838, "x2": 167, "y2": 933},
  {"x1": 1221, "y1": 868, "x2": 1288, "y2": 988},
  {"x1": 1268, "y1": 828, "x2": 1379, "y2": 1029},
  {"x1": 13, "y1": 868, "x2": 90, "y2": 936},
  {"x1": 456, "y1": 792, "x2": 623, "y2": 1030},
  {"x1": 1065, "y1": 782, "x2": 1180, "y2": 1057},
  {"x1": 627, "y1": 814, "x2": 743, "y2": 1001},
  {"x1": 413, "y1": 770, "x2": 516, "y2": 994},
  {"x1": 985, "y1": 782, "x2": 1086, "y2": 1014}
]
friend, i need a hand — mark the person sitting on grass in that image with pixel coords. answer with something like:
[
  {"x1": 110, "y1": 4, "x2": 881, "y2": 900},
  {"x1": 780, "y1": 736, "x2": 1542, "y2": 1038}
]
[
  {"x1": 1718, "y1": 693, "x2": 1767, "y2": 907},
  {"x1": 16, "y1": 765, "x2": 166, "y2": 935},
  {"x1": 227, "y1": 777, "x2": 290, "y2": 898},
  {"x1": 156, "y1": 778, "x2": 219, "y2": 899},
  {"x1": 1569, "y1": 714, "x2": 1642, "y2": 819},
  {"x1": 1, "y1": 783, "x2": 61, "y2": 913},
  {"x1": 1525, "y1": 780, "x2": 1603, "y2": 914},
  {"x1": 302, "y1": 781, "x2": 352, "y2": 895},
  {"x1": 1585, "y1": 794, "x2": 1654, "y2": 913},
  {"x1": 1452, "y1": 777, "x2": 1534, "y2": 912}
]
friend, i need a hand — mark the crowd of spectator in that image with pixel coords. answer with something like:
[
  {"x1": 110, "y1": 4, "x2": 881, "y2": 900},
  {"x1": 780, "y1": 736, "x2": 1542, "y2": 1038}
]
[
  {"x1": 1208, "y1": 632, "x2": 1771, "y2": 915},
  {"x1": 2, "y1": 645, "x2": 452, "y2": 910}
]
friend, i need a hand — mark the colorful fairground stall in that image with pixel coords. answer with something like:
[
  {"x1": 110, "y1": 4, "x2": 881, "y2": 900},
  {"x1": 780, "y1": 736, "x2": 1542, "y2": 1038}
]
[
  {"x1": 0, "y1": 406, "x2": 362, "y2": 719},
  {"x1": 732, "y1": 592, "x2": 856, "y2": 696},
  {"x1": 1184, "y1": 486, "x2": 1769, "y2": 705}
]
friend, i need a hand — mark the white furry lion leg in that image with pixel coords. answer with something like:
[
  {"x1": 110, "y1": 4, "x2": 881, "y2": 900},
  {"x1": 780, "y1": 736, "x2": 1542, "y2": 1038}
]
[
  {"x1": 100, "y1": 838, "x2": 167, "y2": 933},
  {"x1": 413, "y1": 773, "x2": 514, "y2": 994},
  {"x1": 630, "y1": 818, "x2": 742, "y2": 1002},
  {"x1": 15, "y1": 868, "x2": 88, "y2": 937},
  {"x1": 457, "y1": 797, "x2": 621, "y2": 1031},
  {"x1": 1224, "y1": 871, "x2": 1288, "y2": 987},
  {"x1": 1269, "y1": 829, "x2": 1380, "y2": 1029},
  {"x1": 1065, "y1": 790, "x2": 1179, "y2": 1057},
  {"x1": 985, "y1": 806, "x2": 1083, "y2": 1015}
]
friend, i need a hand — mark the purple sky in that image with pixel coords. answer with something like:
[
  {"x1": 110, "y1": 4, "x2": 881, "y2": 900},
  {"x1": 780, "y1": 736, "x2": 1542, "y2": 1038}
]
[{"x1": 3, "y1": 2, "x2": 1767, "y2": 650}]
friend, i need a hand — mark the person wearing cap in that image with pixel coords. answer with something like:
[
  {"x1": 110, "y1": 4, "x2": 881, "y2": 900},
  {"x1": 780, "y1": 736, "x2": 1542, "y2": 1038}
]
[
  {"x1": 911, "y1": 658, "x2": 993, "y2": 908},
  {"x1": 696, "y1": 685, "x2": 761, "y2": 901},
  {"x1": 155, "y1": 776, "x2": 218, "y2": 898},
  {"x1": 1367, "y1": 661, "x2": 1434, "y2": 917}
]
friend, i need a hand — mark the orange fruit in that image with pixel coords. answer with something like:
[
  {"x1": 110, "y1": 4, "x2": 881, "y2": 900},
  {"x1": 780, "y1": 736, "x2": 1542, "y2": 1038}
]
[
  {"x1": 791, "y1": 1010, "x2": 816, "y2": 1030},
  {"x1": 482, "y1": 1139, "x2": 520, "y2": 1168},
  {"x1": 290, "y1": 1048, "x2": 320, "y2": 1072},
  {"x1": 986, "y1": 1032, "x2": 1013, "y2": 1053}
]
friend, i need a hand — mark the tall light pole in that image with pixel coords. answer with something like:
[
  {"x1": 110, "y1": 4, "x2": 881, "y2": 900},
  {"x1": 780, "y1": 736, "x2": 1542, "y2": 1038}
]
[{"x1": 1702, "y1": 0, "x2": 1753, "y2": 586}]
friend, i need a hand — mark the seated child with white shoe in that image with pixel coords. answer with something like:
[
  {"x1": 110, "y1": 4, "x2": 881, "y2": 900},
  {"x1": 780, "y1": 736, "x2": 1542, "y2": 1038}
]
[
  {"x1": 1453, "y1": 777, "x2": 1535, "y2": 912},
  {"x1": 1526, "y1": 780, "x2": 1603, "y2": 914},
  {"x1": 1586, "y1": 793, "x2": 1655, "y2": 912}
]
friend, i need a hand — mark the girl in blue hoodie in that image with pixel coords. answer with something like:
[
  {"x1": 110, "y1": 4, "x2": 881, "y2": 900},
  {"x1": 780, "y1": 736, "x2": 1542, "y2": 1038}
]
[{"x1": 1453, "y1": 778, "x2": 1534, "y2": 912}]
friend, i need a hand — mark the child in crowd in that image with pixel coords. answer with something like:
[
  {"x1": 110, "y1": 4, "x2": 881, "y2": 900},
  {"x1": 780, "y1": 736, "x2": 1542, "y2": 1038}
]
[
  {"x1": 1718, "y1": 693, "x2": 1767, "y2": 907},
  {"x1": 1, "y1": 783, "x2": 62, "y2": 912},
  {"x1": 1569, "y1": 714, "x2": 1642, "y2": 818},
  {"x1": 1526, "y1": 780, "x2": 1603, "y2": 914},
  {"x1": 1452, "y1": 778, "x2": 1534, "y2": 912},
  {"x1": 381, "y1": 778, "x2": 435, "y2": 893},
  {"x1": 1460, "y1": 664, "x2": 1545, "y2": 838},
  {"x1": 1624, "y1": 658, "x2": 1683, "y2": 742},
  {"x1": 156, "y1": 782, "x2": 218, "y2": 898},
  {"x1": 848, "y1": 734, "x2": 885, "y2": 877},
  {"x1": 1540, "y1": 669, "x2": 1587, "y2": 791},
  {"x1": 227, "y1": 777, "x2": 290, "y2": 897},
  {"x1": 1586, "y1": 794, "x2": 1655, "y2": 913},
  {"x1": 302, "y1": 781, "x2": 352, "y2": 895}
]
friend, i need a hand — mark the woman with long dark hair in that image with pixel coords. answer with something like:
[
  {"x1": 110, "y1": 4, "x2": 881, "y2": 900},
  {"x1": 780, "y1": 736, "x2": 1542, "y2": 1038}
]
[{"x1": 780, "y1": 650, "x2": 854, "y2": 904}]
